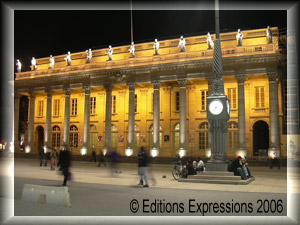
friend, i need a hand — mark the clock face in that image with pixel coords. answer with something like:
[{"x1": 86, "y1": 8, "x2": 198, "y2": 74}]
[
  {"x1": 209, "y1": 100, "x2": 223, "y2": 115},
  {"x1": 226, "y1": 99, "x2": 231, "y2": 115}
]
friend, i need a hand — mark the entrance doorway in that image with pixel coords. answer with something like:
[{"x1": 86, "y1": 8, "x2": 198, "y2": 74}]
[
  {"x1": 35, "y1": 126, "x2": 44, "y2": 150},
  {"x1": 253, "y1": 121, "x2": 269, "y2": 156}
]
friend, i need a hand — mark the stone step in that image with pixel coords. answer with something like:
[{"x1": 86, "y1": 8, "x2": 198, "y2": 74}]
[
  {"x1": 201, "y1": 171, "x2": 235, "y2": 176},
  {"x1": 187, "y1": 175, "x2": 241, "y2": 181},
  {"x1": 178, "y1": 177, "x2": 255, "y2": 185}
]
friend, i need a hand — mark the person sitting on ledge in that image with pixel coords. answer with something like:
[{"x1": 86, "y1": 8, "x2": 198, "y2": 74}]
[
  {"x1": 230, "y1": 156, "x2": 247, "y2": 180},
  {"x1": 193, "y1": 157, "x2": 205, "y2": 173}
]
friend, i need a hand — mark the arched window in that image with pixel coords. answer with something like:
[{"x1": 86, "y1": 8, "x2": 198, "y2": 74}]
[
  {"x1": 227, "y1": 121, "x2": 238, "y2": 152},
  {"x1": 70, "y1": 125, "x2": 79, "y2": 148},
  {"x1": 52, "y1": 125, "x2": 61, "y2": 148},
  {"x1": 90, "y1": 125, "x2": 97, "y2": 149},
  {"x1": 199, "y1": 122, "x2": 209, "y2": 150}
]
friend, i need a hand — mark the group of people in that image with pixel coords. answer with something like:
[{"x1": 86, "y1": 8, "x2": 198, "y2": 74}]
[{"x1": 181, "y1": 157, "x2": 206, "y2": 178}]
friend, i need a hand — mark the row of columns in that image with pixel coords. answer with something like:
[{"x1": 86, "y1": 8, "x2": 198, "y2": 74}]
[{"x1": 20, "y1": 73, "x2": 280, "y2": 156}]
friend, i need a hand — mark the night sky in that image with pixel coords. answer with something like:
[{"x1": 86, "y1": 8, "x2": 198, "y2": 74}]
[{"x1": 14, "y1": 9, "x2": 286, "y2": 72}]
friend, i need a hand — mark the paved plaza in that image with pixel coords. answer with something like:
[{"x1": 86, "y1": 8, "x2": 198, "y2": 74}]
[{"x1": 1, "y1": 157, "x2": 300, "y2": 224}]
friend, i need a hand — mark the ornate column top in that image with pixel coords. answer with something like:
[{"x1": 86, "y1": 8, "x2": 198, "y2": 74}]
[
  {"x1": 127, "y1": 82, "x2": 136, "y2": 91},
  {"x1": 104, "y1": 84, "x2": 113, "y2": 92},
  {"x1": 63, "y1": 88, "x2": 71, "y2": 96},
  {"x1": 151, "y1": 80, "x2": 161, "y2": 90},
  {"x1": 235, "y1": 74, "x2": 247, "y2": 83},
  {"x1": 28, "y1": 91, "x2": 36, "y2": 98},
  {"x1": 45, "y1": 89, "x2": 53, "y2": 97},
  {"x1": 267, "y1": 72, "x2": 278, "y2": 82},
  {"x1": 83, "y1": 86, "x2": 91, "y2": 94},
  {"x1": 177, "y1": 78, "x2": 188, "y2": 88}
]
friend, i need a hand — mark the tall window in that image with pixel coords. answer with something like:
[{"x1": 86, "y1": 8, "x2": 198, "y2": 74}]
[
  {"x1": 51, "y1": 125, "x2": 61, "y2": 148},
  {"x1": 90, "y1": 125, "x2": 98, "y2": 149},
  {"x1": 112, "y1": 95, "x2": 116, "y2": 114},
  {"x1": 199, "y1": 122, "x2": 209, "y2": 150},
  {"x1": 69, "y1": 125, "x2": 79, "y2": 147},
  {"x1": 134, "y1": 94, "x2": 138, "y2": 113},
  {"x1": 175, "y1": 91, "x2": 180, "y2": 111},
  {"x1": 53, "y1": 99, "x2": 60, "y2": 116},
  {"x1": 255, "y1": 87, "x2": 265, "y2": 108},
  {"x1": 71, "y1": 98, "x2": 78, "y2": 116},
  {"x1": 174, "y1": 123, "x2": 180, "y2": 151},
  {"x1": 227, "y1": 121, "x2": 238, "y2": 151},
  {"x1": 200, "y1": 90, "x2": 208, "y2": 110},
  {"x1": 227, "y1": 88, "x2": 237, "y2": 109},
  {"x1": 37, "y1": 100, "x2": 44, "y2": 117},
  {"x1": 90, "y1": 97, "x2": 96, "y2": 115}
]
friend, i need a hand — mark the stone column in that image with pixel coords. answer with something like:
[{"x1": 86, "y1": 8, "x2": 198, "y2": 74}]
[
  {"x1": 14, "y1": 92, "x2": 20, "y2": 152},
  {"x1": 45, "y1": 90, "x2": 52, "y2": 149},
  {"x1": 267, "y1": 72, "x2": 281, "y2": 156},
  {"x1": 177, "y1": 79, "x2": 188, "y2": 153},
  {"x1": 63, "y1": 88, "x2": 71, "y2": 146},
  {"x1": 126, "y1": 82, "x2": 136, "y2": 154},
  {"x1": 27, "y1": 91, "x2": 35, "y2": 152},
  {"x1": 236, "y1": 74, "x2": 248, "y2": 156},
  {"x1": 104, "y1": 85, "x2": 112, "y2": 151},
  {"x1": 83, "y1": 86, "x2": 91, "y2": 153},
  {"x1": 206, "y1": 77, "x2": 214, "y2": 155},
  {"x1": 151, "y1": 80, "x2": 161, "y2": 152}
]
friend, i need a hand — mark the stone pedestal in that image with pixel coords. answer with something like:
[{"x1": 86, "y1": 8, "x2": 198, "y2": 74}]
[{"x1": 205, "y1": 162, "x2": 228, "y2": 171}]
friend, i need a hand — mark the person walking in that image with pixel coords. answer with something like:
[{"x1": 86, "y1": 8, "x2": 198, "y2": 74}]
[
  {"x1": 58, "y1": 146, "x2": 71, "y2": 186},
  {"x1": 138, "y1": 147, "x2": 149, "y2": 187},
  {"x1": 50, "y1": 147, "x2": 58, "y2": 170}
]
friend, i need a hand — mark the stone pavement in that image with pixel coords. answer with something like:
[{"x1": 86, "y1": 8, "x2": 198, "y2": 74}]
[
  {"x1": 11, "y1": 158, "x2": 299, "y2": 193},
  {"x1": 1, "y1": 158, "x2": 300, "y2": 225}
]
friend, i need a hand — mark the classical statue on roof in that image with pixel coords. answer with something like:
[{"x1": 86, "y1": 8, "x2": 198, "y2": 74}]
[
  {"x1": 236, "y1": 29, "x2": 244, "y2": 46},
  {"x1": 266, "y1": 26, "x2": 273, "y2": 43},
  {"x1": 207, "y1": 32, "x2": 214, "y2": 49},
  {"x1": 153, "y1": 39, "x2": 160, "y2": 55},
  {"x1": 178, "y1": 35, "x2": 186, "y2": 52},
  {"x1": 49, "y1": 55, "x2": 55, "y2": 69},
  {"x1": 86, "y1": 48, "x2": 92, "y2": 63},
  {"x1": 129, "y1": 42, "x2": 135, "y2": 58},
  {"x1": 64, "y1": 51, "x2": 72, "y2": 66},
  {"x1": 31, "y1": 57, "x2": 37, "y2": 70},
  {"x1": 107, "y1": 45, "x2": 113, "y2": 61},
  {"x1": 16, "y1": 59, "x2": 22, "y2": 73}
]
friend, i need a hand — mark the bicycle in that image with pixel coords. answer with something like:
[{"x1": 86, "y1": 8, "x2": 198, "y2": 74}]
[{"x1": 172, "y1": 159, "x2": 183, "y2": 180}]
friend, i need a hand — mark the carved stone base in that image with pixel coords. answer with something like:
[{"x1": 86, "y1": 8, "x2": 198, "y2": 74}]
[{"x1": 205, "y1": 161, "x2": 229, "y2": 172}]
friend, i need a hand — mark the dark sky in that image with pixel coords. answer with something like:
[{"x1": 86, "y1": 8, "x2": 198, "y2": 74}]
[{"x1": 14, "y1": 9, "x2": 286, "y2": 72}]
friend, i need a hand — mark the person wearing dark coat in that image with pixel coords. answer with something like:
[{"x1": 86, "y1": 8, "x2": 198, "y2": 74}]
[
  {"x1": 138, "y1": 147, "x2": 149, "y2": 187},
  {"x1": 230, "y1": 156, "x2": 247, "y2": 180},
  {"x1": 186, "y1": 159, "x2": 196, "y2": 175},
  {"x1": 58, "y1": 146, "x2": 71, "y2": 186}
]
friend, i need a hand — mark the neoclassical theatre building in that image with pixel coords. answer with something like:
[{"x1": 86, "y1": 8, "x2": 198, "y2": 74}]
[{"x1": 14, "y1": 27, "x2": 288, "y2": 159}]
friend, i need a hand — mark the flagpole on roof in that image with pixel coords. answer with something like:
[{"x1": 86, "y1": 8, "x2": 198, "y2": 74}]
[{"x1": 130, "y1": 0, "x2": 134, "y2": 43}]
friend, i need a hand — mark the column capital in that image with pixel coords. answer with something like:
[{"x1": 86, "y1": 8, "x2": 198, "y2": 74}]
[
  {"x1": 127, "y1": 82, "x2": 136, "y2": 91},
  {"x1": 177, "y1": 78, "x2": 188, "y2": 88},
  {"x1": 63, "y1": 88, "x2": 71, "y2": 96},
  {"x1": 83, "y1": 86, "x2": 91, "y2": 94},
  {"x1": 28, "y1": 91, "x2": 36, "y2": 98},
  {"x1": 235, "y1": 74, "x2": 247, "y2": 83},
  {"x1": 151, "y1": 80, "x2": 161, "y2": 90},
  {"x1": 267, "y1": 72, "x2": 278, "y2": 82},
  {"x1": 104, "y1": 84, "x2": 113, "y2": 92},
  {"x1": 45, "y1": 89, "x2": 53, "y2": 97}
]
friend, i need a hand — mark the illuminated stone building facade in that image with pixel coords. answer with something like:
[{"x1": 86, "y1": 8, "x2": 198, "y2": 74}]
[{"x1": 14, "y1": 27, "x2": 288, "y2": 159}]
